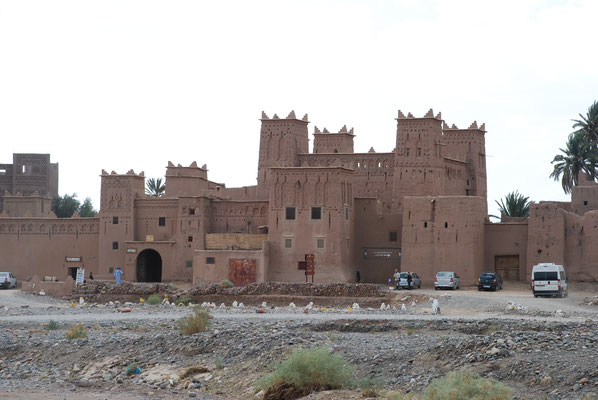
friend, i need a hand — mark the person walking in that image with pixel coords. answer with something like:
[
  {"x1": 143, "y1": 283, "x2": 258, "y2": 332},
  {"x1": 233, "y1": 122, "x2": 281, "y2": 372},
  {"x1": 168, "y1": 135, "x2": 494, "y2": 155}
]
[
  {"x1": 393, "y1": 268, "x2": 401, "y2": 290},
  {"x1": 114, "y1": 266, "x2": 123, "y2": 284},
  {"x1": 407, "y1": 273, "x2": 413, "y2": 290},
  {"x1": 356, "y1": 269, "x2": 361, "y2": 283}
]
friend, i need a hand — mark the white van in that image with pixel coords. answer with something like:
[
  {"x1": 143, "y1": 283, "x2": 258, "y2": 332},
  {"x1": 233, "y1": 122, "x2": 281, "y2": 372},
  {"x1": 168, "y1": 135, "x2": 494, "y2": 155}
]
[{"x1": 531, "y1": 263, "x2": 568, "y2": 298}]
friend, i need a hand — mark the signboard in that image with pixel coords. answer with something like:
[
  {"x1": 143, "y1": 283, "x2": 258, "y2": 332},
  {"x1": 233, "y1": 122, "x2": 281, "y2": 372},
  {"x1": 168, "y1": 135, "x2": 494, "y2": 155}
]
[
  {"x1": 305, "y1": 254, "x2": 315, "y2": 281},
  {"x1": 146, "y1": 235, "x2": 154, "y2": 242},
  {"x1": 65, "y1": 256, "x2": 82, "y2": 262},
  {"x1": 75, "y1": 268, "x2": 85, "y2": 285},
  {"x1": 362, "y1": 247, "x2": 401, "y2": 261},
  {"x1": 297, "y1": 261, "x2": 306, "y2": 270},
  {"x1": 126, "y1": 248, "x2": 137, "y2": 254}
]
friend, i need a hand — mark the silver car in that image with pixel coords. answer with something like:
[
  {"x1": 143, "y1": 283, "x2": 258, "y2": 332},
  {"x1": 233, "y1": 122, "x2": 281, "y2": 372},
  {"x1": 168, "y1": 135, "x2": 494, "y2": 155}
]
[
  {"x1": 434, "y1": 271, "x2": 460, "y2": 290},
  {"x1": 399, "y1": 272, "x2": 421, "y2": 289},
  {"x1": 0, "y1": 272, "x2": 17, "y2": 289}
]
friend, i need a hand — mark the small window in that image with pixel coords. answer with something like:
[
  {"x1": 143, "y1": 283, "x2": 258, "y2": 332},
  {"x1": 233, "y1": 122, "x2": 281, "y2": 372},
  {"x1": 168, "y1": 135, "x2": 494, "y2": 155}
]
[
  {"x1": 405, "y1": 148, "x2": 410, "y2": 157},
  {"x1": 188, "y1": 236, "x2": 193, "y2": 243},
  {"x1": 158, "y1": 217, "x2": 166, "y2": 226},
  {"x1": 206, "y1": 257, "x2": 215, "y2": 264},
  {"x1": 311, "y1": 207, "x2": 322, "y2": 220},
  {"x1": 112, "y1": 241, "x2": 118, "y2": 250},
  {"x1": 584, "y1": 200, "x2": 588, "y2": 206},
  {"x1": 444, "y1": 222, "x2": 448, "y2": 228},
  {"x1": 346, "y1": 238, "x2": 350, "y2": 249},
  {"x1": 113, "y1": 216, "x2": 119, "y2": 224},
  {"x1": 189, "y1": 208, "x2": 196, "y2": 215},
  {"x1": 285, "y1": 207, "x2": 296, "y2": 220},
  {"x1": 109, "y1": 267, "x2": 114, "y2": 273},
  {"x1": 417, "y1": 148, "x2": 422, "y2": 157},
  {"x1": 186, "y1": 260, "x2": 193, "y2": 268},
  {"x1": 345, "y1": 207, "x2": 349, "y2": 220},
  {"x1": 389, "y1": 231, "x2": 398, "y2": 242},
  {"x1": 284, "y1": 238, "x2": 293, "y2": 248},
  {"x1": 424, "y1": 222, "x2": 428, "y2": 228},
  {"x1": 316, "y1": 238, "x2": 325, "y2": 249}
]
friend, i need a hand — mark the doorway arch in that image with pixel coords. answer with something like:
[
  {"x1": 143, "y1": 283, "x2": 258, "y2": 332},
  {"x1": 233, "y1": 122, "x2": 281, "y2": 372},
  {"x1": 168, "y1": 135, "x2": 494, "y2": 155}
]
[{"x1": 136, "y1": 249, "x2": 162, "y2": 282}]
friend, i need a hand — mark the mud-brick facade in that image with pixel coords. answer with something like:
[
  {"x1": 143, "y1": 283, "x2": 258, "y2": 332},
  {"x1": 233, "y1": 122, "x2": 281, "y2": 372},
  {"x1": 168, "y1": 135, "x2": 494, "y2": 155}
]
[{"x1": 3, "y1": 109, "x2": 598, "y2": 285}]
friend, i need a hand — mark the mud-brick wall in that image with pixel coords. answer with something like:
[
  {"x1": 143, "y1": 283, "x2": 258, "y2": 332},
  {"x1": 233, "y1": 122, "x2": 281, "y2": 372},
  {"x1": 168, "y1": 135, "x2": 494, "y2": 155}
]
[
  {"x1": 401, "y1": 196, "x2": 486, "y2": 286},
  {"x1": 484, "y1": 221, "x2": 528, "y2": 280},
  {"x1": 193, "y1": 245, "x2": 269, "y2": 285},
  {"x1": 526, "y1": 203, "x2": 566, "y2": 281}
]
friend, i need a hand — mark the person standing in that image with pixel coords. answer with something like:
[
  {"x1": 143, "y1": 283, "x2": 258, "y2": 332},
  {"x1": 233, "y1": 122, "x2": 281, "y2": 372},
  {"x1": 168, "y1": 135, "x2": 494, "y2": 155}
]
[
  {"x1": 393, "y1": 268, "x2": 401, "y2": 290},
  {"x1": 407, "y1": 273, "x2": 413, "y2": 290},
  {"x1": 356, "y1": 269, "x2": 361, "y2": 283},
  {"x1": 114, "y1": 266, "x2": 123, "y2": 284}
]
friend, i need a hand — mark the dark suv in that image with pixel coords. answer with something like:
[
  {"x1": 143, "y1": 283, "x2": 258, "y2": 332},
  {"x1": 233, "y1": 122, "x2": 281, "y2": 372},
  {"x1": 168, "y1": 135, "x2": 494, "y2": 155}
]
[{"x1": 477, "y1": 272, "x2": 503, "y2": 291}]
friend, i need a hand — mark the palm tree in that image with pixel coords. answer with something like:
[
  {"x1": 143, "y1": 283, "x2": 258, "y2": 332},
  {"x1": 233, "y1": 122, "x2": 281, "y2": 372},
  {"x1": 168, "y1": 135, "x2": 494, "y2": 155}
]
[
  {"x1": 572, "y1": 100, "x2": 598, "y2": 143},
  {"x1": 145, "y1": 178, "x2": 165, "y2": 197},
  {"x1": 495, "y1": 191, "x2": 533, "y2": 218},
  {"x1": 550, "y1": 132, "x2": 598, "y2": 194}
]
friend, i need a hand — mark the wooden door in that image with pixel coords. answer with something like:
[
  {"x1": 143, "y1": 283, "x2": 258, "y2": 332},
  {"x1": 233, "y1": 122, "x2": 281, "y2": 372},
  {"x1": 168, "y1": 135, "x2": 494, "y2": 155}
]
[
  {"x1": 228, "y1": 258, "x2": 257, "y2": 286},
  {"x1": 494, "y1": 255, "x2": 520, "y2": 280}
]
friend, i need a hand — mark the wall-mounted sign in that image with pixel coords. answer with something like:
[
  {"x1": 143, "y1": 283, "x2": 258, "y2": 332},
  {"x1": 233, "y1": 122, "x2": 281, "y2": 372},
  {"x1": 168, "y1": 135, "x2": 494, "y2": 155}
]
[
  {"x1": 126, "y1": 248, "x2": 137, "y2": 254},
  {"x1": 362, "y1": 248, "x2": 401, "y2": 261},
  {"x1": 75, "y1": 268, "x2": 85, "y2": 285},
  {"x1": 65, "y1": 257, "x2": 82, "y2": 262},
  {"x1": 146, "y1": 235, "x2": 154, "y2": 242}
]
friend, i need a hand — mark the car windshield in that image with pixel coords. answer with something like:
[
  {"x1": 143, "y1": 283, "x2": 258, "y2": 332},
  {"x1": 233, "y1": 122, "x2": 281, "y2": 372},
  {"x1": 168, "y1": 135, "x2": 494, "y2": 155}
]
[
  {"x1": 400, "y1": 273, "x2": 409, "y2": 278},
  {"x1": 437, "y1": 272, "x2": 452, "y2": 277},
  {"x1": 534, "y1": 271, "x2": 558, "y2": 280},
  {"x1": 0, "y1": 272, "x2": 8, "y2": 277},
  {"x1": 481, "y1": 273, "x2": 495, "y2": 278}
]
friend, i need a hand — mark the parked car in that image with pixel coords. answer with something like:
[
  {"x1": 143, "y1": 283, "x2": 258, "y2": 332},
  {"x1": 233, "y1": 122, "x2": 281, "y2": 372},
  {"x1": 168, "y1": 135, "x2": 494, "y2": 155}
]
[
  {"x1": 477, "y1": 272, "x2": 503, "y2": 291},
  {"x1": 399, "y1": 272, "x2": 421, "y2": 289},
  {"x1": 532, "y1": 263, "x2": 568, "y2": 298},
  {"x1": 0, "y1": 272, "x2": 17, "y2": 289},
  {"x1": 434, "y1": 271, "x2": 460, "y2": 290}
]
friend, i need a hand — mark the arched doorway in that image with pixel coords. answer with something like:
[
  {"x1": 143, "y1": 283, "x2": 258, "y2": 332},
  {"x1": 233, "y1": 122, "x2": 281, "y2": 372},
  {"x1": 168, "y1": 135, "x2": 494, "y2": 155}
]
[{"x1": 136, "y1": 249, "x2": 162, "y2": 282}]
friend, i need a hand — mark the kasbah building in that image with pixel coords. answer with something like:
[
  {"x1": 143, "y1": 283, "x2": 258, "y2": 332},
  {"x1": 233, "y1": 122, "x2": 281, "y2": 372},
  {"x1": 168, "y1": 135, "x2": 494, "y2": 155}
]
[{"x1": 1, "y1": 109, "x2": 597, "y2": 288}]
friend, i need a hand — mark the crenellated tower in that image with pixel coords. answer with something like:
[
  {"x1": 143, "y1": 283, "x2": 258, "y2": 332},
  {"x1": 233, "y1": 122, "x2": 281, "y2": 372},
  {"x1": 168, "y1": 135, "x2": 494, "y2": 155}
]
[
  {"x1": 312, "y1": 125, "x2": 355, "y2": 154},
  {"x1": 256, "y1": 111, "x2": 309, "y2": 199}
]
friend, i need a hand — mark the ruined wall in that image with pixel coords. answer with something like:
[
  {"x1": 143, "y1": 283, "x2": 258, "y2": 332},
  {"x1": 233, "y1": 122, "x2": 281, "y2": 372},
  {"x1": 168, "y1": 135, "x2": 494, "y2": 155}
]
[
  {"x1": 257, "y1": 111, "x2": 309, "y2": 198},
  {"x1": 2, "y1": 194, "x2": 52, "y2": 217},
  {"x1": 484, "y1": 221, "x2": 528, "y2": 280},
  {"x1": 267, "y1": 167, "x2": 354, "y2": 282},
  {"x1": 0, "y1": 217, "x2": 99, "y2": 281},
  {"x1": 401, "y1": 196, "x2": 486, "y2": 286},
  {"x1": 571, "y1": 185, "x2": 598, "y2": 215},
  {"x1": 353, "y1": 198, "x2": 402, "y2": 283},
  {"x1": 209, "y1": 200, "x2": 268, "y2": 234},
  {"x1": 219, "y1": 185, "x2": 258, "y2": 201},
  {"x1": 299, "y1": 153, "x2": 395, "y2": 212}
]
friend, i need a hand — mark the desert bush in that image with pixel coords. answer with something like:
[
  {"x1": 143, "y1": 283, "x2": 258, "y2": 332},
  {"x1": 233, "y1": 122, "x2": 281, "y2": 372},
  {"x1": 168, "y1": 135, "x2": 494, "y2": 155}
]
[
  {"x1": 44, "y1": 320, "x2": 59, "y2": 330},
  {"x1": 220, "y1": 279, "x2": 234, "y2": 288},
  {"x1": 256, "y1": 346, "x2": 354, "y2": 400},
  {"x1": 66, "y1": 324, "x2": 88, "y2": 340},
  {"x1": 424, "y1": 370, "x2": 512, "y2": 400},
  {"x1": 146, "y1": 294, "x2": 162, "y2": 305},
  {"x1": 178, "y1": 306, "x2": 211, "y2": 335}
]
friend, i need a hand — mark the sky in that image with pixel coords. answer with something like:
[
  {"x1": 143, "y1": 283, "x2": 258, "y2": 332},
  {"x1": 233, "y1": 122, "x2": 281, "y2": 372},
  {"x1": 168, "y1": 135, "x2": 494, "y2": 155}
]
[{"x1": 1, "y1": 0, "x2": 597, "y2": 217}]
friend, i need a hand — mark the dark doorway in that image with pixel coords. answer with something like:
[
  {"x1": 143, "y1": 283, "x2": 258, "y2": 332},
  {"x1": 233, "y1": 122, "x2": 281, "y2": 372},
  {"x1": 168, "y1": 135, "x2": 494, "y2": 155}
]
[
  {"x1": 136, "y1": 249, "x2": 162, "y2": 282},
  {"x1": 495, "y1": 255, "x2": 520, "y2": 280},
  {"x1": 68, "y1": 267, "x2": 77, "y2": 280}
]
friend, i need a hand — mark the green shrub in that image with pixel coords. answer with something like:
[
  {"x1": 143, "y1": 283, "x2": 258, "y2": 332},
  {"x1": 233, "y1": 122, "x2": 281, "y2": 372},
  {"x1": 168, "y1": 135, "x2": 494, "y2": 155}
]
[
  {"x1": 147, "y1": 294, "x2": 162, "y2": 305},
  {"x1": 178, "y1": 295, "x2": 193, "y2": 305},
  {"x1": 178, "y1": 306, "x2": 211, "y2": 335},
  {"x1": 66, "y1": 324, "x2": 88, "y2": 340},
  {"x1": 424, "y1": 370, "x2": 512, "y2": 400},
  {"x1": 220, "y1": 279, "x2": 234, "y2": 288},
  {"x1": 256, "y1": 346, "x2": 354, "y2": 399},
  {"x1": 44, "y1": 320, "x2": 59, "y2": 330}
]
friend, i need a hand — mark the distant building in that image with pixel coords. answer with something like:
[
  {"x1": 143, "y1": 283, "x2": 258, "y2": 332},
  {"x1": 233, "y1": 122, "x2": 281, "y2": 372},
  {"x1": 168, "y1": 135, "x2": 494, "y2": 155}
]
[{"x1": 1, "y1": 110, "x2": 596, "y2": 285}]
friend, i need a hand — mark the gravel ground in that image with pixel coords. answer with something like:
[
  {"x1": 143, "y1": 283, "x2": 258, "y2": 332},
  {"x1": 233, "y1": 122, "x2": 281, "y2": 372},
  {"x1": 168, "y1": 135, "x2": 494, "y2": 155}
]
[{"x1": 1, "y1": 283, "x2": 598, "y2": 399}]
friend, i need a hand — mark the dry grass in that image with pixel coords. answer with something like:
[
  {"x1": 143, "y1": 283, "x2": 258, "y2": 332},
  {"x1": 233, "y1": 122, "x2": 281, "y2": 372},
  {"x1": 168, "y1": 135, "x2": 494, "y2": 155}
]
[
  {"x1": 66, "y1": 324, "x2": 88, "y2": 340},
  {"x1": 178, "y1": 306, "x2": 211, "y2": 335}
]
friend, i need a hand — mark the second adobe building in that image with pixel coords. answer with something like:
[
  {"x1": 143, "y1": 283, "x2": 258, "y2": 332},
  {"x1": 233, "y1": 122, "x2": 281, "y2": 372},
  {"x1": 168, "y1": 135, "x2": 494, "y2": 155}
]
[{"x1": 2, "y1": 109, "x2": 598, "y2": 286}]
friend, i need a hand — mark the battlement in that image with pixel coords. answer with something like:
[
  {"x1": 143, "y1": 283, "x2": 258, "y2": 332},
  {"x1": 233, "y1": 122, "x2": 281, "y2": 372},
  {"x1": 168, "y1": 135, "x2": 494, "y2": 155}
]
[
  {"x1": 166, "y1": 161, "x2": 208, "y2": 178},
  {"x1": 100, "y1": 169, "x2": 145, "y2": 177},
  {"x1": 443, "y1": 121, "x2": 486, "y2": 133},
  {"x1": 314, "y1": 125, "x2": 355, "y2": 135},
  {"x1": 397, "y1": 108, "x2": 442, "y2": 120},
  {"x1": 261, "y1": 110, "x2": 309, "y2": 122}
]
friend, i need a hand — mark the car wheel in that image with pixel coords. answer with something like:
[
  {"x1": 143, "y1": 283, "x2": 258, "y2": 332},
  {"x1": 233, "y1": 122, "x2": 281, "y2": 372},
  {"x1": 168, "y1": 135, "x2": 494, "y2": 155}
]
[
  {"x1": 435, "y1": 287, "x2": 438, "y2": 291},
  {"x1": 534, "y1": 295, "x2": 538, "y2": 298}
]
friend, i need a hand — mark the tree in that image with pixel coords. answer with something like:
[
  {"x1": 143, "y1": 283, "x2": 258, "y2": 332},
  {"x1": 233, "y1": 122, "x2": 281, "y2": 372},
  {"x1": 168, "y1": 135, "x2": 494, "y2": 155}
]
[
  {"x1": 550, "y1": 132, "x2": 598, "y2": 194},
  {"x1": 51, "y1": 193, "x2": 81, "y2": 218},
  {"x1": 79, "y1": 197, "x2": 97, "y2": 217},
  {"x1": 495, "y1": 191, "x2": 533, "y2": 218},
  {"x1": 572, "y1": 100, "x2": 598, "y2": 143},
  {"x1": 146, "y1": 177, "x2": 165, "y2": 197}
]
